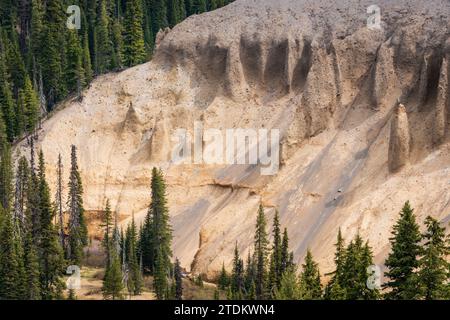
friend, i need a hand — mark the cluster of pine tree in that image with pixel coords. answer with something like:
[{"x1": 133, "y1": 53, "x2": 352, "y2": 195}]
[
  {"x1": 101, "y1": 167, "x2": 182, "y2": 300},
  {"x1": 0, "y1": 140, "x2": 87, "y2": 300},
  {"x1": 0, "y1": 0, "x2": 234, "y2": 145},
  {"x1": 218, "y1": 202, "x2": 449, "y2": 300}
]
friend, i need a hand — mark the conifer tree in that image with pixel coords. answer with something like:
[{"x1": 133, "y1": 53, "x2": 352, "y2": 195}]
[
  {"x1": 418, "y1": 216, "x2": 450, "y2": 300},
  {"x1": 191, "y1": 0, "x2": 207, "y2": 14},
  {"x1": 102, "y1": 229, "x2": 124, "y2": 300},
  {"x1": 230, "y1": 242, "x2": 244, "y2": 299},
  {"x1": 299, "y1": 250, "x2": 322, "y2": 300},
  {"x1": 151, "y1": 0, "x2": 168, "y2": 37},
  {"x1": 324, "y1": 228, "x2": 347, "y2": 299},
  {"x1": 218, "y1": 262, "x2": 230, "y2": 290},
  {"x1": 37, "y1": 151, "x2": 65, "y2": 300},
  {"x1": 101, "y1": 199, "x2": 113, "y2": 264},
  {"x1": 0, "y1": 209, "x2": 21, "y2": 299},
  {"x1": 384, "y1": 201, "x2": 422, "y2": 300},
  {"x1": 66, "y1": 145, "x2": 88, "y2": 265},
  {"x1": 22, "y1": 75, "x2": 39, "y2": 132},
  {"x1": 96, "y1": 0, "x2": 112, "y2": 74},
  {"x1": 123, "y1": 0, "x2": 146, "y2": 67},
  {"x1": 55, "y1": 153, "x2": 64, "y2": 249},
  {"x1": 0, "y1": 47, "x2": 16, "y2": 141},
  {"x1": 269, "y1": 211, "x2": 282, "y2": 294},
  {"x1": 148, "y1": 168, "x2": 173, "y2": 299},
  {"x1": 126, "y1": 216, "x2": 143, "y2": 296},
  {"x1": 254, "y1": 204, "x2": 269, "y2": 299},
  {"x1": 0, "y1": 142, "x2": 13, "y2": 210},
  {"x1": 66, "y1": 29, "x2": 85, "y2": 97},
  {"x1": 274, "y1": 266, "x2": 300, "y2": 300}
]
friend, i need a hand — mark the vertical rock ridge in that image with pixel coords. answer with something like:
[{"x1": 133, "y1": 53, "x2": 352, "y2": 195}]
[{"x1": 389, "y1": 103, "x2": 410, "y2": 172}]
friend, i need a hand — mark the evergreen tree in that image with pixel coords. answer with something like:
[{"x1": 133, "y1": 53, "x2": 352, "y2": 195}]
[
  {"x1": 22, "y1": 75, "x2": 39, "y2": 132},
  {"x1": 230, "y1": 242, "x2": 244, "y2": 299},
  {"x1": 123, "y1": 0, "x2": 146, "y2": 67},
  {"x1": 37, "y1": 150, "x2": 65, "y2": 300},
  {"x1": 383, "y1": 201, "x2": 422, "y2": 300},
  {"x1": 418, "y1": 216, "x2": 450, "y2": 300},
  {"x1": 55, "y1": 154, "x2": 64, "y2": 249},
  {"x1": 101, "y1": 199, "x2": 113, "y2": 264},
  {"x1": 254, "y1": 204, "x2": 269, "y2": 299},
  {"x1": 268, "y1": 211, "x2": 282, "y2": 294},
  {"x1": 174, "y1": 257, "x2": 183, "y2": 300},
  {"x1": 65, "y1": 30, "x2": 85, "y2": 97},
  {"x1": 102, "y1": 242, "x2": 124, "y2": 299},
  {"x1": 0, "y1": 45, "x2": 16, "y2": 142},
  {"x1": 324, "y1": 228, "x2": 347, "y2": 299},
  {"x1": 126, "y1": 216, "x2": 143, "y2": 296},
  {"x1": 40, "y1": 0, "x2": 66, "y2": 107},
  {"x1": 218, "y1": 262, "x2": 229, "y2": 290},
  {"x1": 148, "y1": 168, "x2": 173, "y2": 299},
  {"x1": 66, "y1": 145, "x2": 88, "y2": 265},
  {"x1": 274, "y1": 266, "x2": 300, "y2": 300},
  {"x1": 299, "y1": 250, "x2": 322, "y2": 300},
  {"x1": 191, "y1": 0, "x2": 207, "y2": 14},
  {"x1": 0, "y1": 142, "x2": 13, "y2": 210},
  {"x1": 95, "y1": 0, "x2": 112, "y2": 74},
  {"x1": 150, "y1": 0, "x2": 168, "y2": 37},
  {"x1": 0, "y1": 209, "x2": 21, "y2": 299}
]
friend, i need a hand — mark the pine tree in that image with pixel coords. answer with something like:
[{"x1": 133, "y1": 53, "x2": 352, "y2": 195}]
[
  {"x1": 0, "y1": 208, "x2": 21, "y2": 299},
  {"x1": 191, "y1": 0, "x2": 207, "y2": 14},
  {"x1": 40, "y1": 0, "x2": 67, "y2": 107},
  {"x1": 0, "y1": 141, "x2": 13, "y2": 211},
  {"x1": 22, "y1": 75, "x2": 39, "y2": 132},
  {"x1": 0, "y1": 45, "x2": 16, "y2": 142},
  {"x1": 324, "y1": 228, "x2": 347, "y2": 299},
  {"x1": 126, "y1": 216, "x2": 143, "y2": 296},
  {"x1": 254, "y1": 204, "x2": 269, "y2": 299},
  {"x1": 418, "y1": 216, "x2": 450, "y2": 300},
  {"x1": 299, "y1": 250, "x2": 322, "y2": 300},
  {"x1": 23, "y1": 219, "x2": 41, "y2": 300},
  {"x1": 37, "y1": 151, "x2": 65, "y2": 300},
  {"x1": 274, "y1": 266, "x2": 300, "y2": 300},
  {"x1": 268, "y1": 210, "x2": 282, "y2": 294},
  {"x1": 384, "y1": 201, "x2": 422, "y2": 300},
  {"x1": 66, "y1": 145, "x2": 88, "y2": 265},
  {"x1": 218, "y1": 262, "x2": 229, "y2": 290},
  {"x1": 96, "y1": 0, "x2": 112, "y2": 74},
  {"x1": 101, "y1": 199, "x2": 113, "y2": 264},
  {"x1": 174, "y1": 257, "x2": 183, "y2": 300},
  {"x1": 230, "y1": 242, "x2": 244, "y2": 299},
  {"x1": 55, "y1": 154, "x2": 64, "y2": 249},
  {"x1": 150, "y1": 0, "x2": 168, "y2": 37},
  {"x1": 123, "y1": 0, "x2": 146, "y2": 67},
  {"x1": 66, "y1": 30, "x2": 85, "y2": 97}
]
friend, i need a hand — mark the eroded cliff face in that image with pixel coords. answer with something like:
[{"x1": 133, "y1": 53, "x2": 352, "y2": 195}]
[{"x1": 15, "y1": 0, "x2": 450, "y2": 277}]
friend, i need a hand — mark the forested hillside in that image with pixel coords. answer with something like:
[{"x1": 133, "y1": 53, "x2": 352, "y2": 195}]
[{"x1": 0, "y1": 0, "x2": 234, "y2": 146}]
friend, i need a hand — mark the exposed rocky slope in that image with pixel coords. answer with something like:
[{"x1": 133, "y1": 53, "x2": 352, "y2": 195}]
[{"x1": 15, "y1": 0, "x2": 450, "y2": 277}]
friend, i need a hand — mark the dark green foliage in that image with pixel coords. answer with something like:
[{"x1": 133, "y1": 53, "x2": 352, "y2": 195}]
[
  {"x1": 268, "y1": 211, "x2": 282, "y2": 295},
  {"x1": 418, "y1": 216, "x2": 450, "y2": 300},
  {"x1": 384, "y1": 201, "x2": 422, "y2": 300},
  {"x1": 218, "y1": 262, "x2": 229, "y2": 290},
  {"x1": 37, "y1": 151, "x2": 65, "y2": 300},
  {"x1": 254, "y1": 204, "x2": 269, "y2": 299},
  {"x1": 230, "y1": 242, "x2": 244, "y2": 299},
  {"x1": 125, "y1": 216, "x2": 143, "y2": 296},
  {"x1": 299, "y1": 250, "x2": 322, "y2": 299},
  {"x1": 66, "y1": 145, "x2": 88, "y2": 265},
  {"x1": 123, "y1": 0, "x2": 146, "y2": 67}
]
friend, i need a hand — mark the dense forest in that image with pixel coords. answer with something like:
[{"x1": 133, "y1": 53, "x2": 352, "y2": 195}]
[{"x1": 0, "y1": 0, "x2": 235, "y2": 146}]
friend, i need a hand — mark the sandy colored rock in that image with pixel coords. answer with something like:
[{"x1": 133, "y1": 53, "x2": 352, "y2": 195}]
[{"x1": 389, "y1": 104, "x2": 410, "y2": 172}]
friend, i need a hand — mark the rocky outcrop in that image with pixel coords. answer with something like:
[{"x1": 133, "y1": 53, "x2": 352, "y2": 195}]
[
  {"x1": 15, "y1": 0, "x2": 450, "y2": 277},
  {"x1": 433, "y1": 58, "x2": 449, "y2": 144},
  {"x1": 389, "y1": 104, "x2": 410, "y2": 172}
]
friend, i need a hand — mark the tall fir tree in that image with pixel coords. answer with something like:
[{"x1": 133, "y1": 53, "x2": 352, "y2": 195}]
[
  {"x1": 418, "y1": 216, "x2": 450, "y2": 300},
  {"x1": 174, "y1": 257, "x2": 183, "y2": 300},
  {"x1": 230, "y1": 242, "x2": 244, "y2": 299},
  {"x1": 37, "y1": 150, "x2": 65, "y2": 300},
  {"x1": 268, "y1": 210, "x2": 282, "y2": 294},
  {"x1": 149, "y1": 168, "x2": 173, "y2": 299},
  {"x1": 66, "y1": 145, "x2": 88, "y2": 265},
  {"x1": 254, "y1": 204, "x2": 269, "y2": 299},
  {"x1": 299, "y1": 250, "x2": 322, "y2": 300},
  {"x1": 383, "y1": 201, "x2": 422, "y2": 300},
  {"x1": 123, "y1": 0, "x2": 146, "y2": 67}
]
